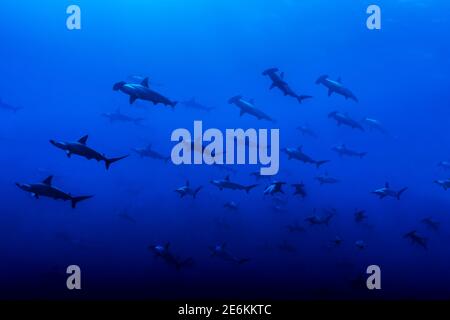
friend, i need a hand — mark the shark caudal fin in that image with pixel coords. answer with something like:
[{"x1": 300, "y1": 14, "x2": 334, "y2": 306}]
[
  {"x1": 397, "y1": 187, "x2": 408, "y2": 200},
  {"x1": 297, "y1": 95, "x2": 313, "y2": 104},
  {"x1": 105, "y1": 155, "x2": 129, "y2": 170},
  {"x1": 193, "y1": 186, "x2": 203, "y2": 198},
  {"x1": 71, "y1": 195, "x2": 93, "y2": 209},
  {"x1": 316, "y1": 160, "x2": 330, "y2": 168},
  {"x1": 245, "y1": 184, "x2": 258, "y2": 193}
]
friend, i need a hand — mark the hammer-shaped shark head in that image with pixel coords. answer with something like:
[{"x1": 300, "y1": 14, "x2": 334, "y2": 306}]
[
  {"x1": 49, "y1": 140, "x2": 67, "y2": 150},
  {"x1": 113, "y1": 81, "x2": 126, "y2": 91},
  {"x1": 15, "y1": 182, "x2": 31, "y2": 192}
]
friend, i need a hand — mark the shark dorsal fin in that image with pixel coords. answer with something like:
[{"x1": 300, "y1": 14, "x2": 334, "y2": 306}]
[
  {"x1": 385, "y1": 182, "x2": 390, "y2": 188},
  {"x1": 78, "y1": 135, "x2": 88, "y2": 145},
  {"x1": 42, "y1": 175, "x2": 53, "y2": 185},
  {"x1": 141, "y1": 77, "x2": 149, "y2": 88},
  {"x1": 164, "y1": 242, "x2": 170, "y2": 250},
  {"x1": 225, "y1": 175, "x2": 230, "y2": 181}
]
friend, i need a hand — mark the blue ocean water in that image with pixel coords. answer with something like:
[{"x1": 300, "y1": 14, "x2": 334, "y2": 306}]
[{"x1": 0, "y1": 0, "x2": 449, "y2": 300}]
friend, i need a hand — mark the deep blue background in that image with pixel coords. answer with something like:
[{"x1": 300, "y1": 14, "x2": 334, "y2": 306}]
[{"x1": 0, "y1": 0, "x2": 449, "y2": 299}]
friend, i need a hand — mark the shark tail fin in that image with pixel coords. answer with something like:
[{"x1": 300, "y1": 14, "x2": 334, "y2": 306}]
[
  {"x1": 105, "y1": 155, "x2": 129, "y2": 170},
  {"x1": 297, "y1": 95, "x2": 313, "y2": 104},
  {"x1": 316, "y1": 160, "x2": 329, "y2": 169},
  {"x1": 245, "y1": 184, "x2": 258, "y2": 193},
  {"x1": 397, "y1": 187, "x2": 408, "y2": 200},
  {"x1": 71, "y1": 195, "x2": 93, "y2": 209},
  {"x1": 193, "y1": 186, "x2": 202, "y2": 198}
]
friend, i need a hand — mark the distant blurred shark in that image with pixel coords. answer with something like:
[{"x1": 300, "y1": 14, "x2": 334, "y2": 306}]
[
  {"x1": 224, "y1": 201, "x2": 239, "y2": 211},
  {"x1": 113, "y1": 77, "x2": 177, "y2": 108},
  {"x1": 332, "y1": 144, "x2": 367, "y2": 158},
  {"x1": 354, "y1": 209, "x2": 367, "y2": 223},
  {"x1": 328, "y1": 111, "x2": 364, "y2": 131},
  {"x1": 421, "y1": 217, "x2": 439, "y2": 231},
  {"x1": 263, "y1": 181, "x2": 286, "y2": 196},
  {"x1": 316, "y1": 75, "x2": 358, "y2": 102},
  {"x1": 403, "y1": 231, "x2": 427, "y2": 249},
  {"x1": 181, "y1": 97, "x2": 214, "y2": 112},
  {"x1": 315, "y1": 173, "x2": 339, "y2": 185},
  {"x1": 15, "y1": 175, "x2": 93, "y2": 208},
  {"x1": 132, "y1": 144, "x2": 170, "y2": 162},
  {"x1": 209, "y1": 243, "x2": 249, "y2": 264},
  {"x1": 101, "y1": 108, "x2": 144, "y2": 125},
  {"x1": 50, "y1": 135, "x2": 128, "y2": 170},
  {"x1": 175, "y1": 180, "x2": 202, "y2": 198},
  {"x1": 355, "y1": 240, "x2": 366, "y2": 250},
  {"x1": 148, "y1": 243, "x2": 193, "y2": 270},
  {"x1": 0, "y1": 98, "x2": 22, "y2": 113},
  {"x1": 297, "y1": 125, "x2": 318, "y2": 138},
  {"x1": 262, "y1": 68, "x2": 312, "y2": 104},
  {"x1": 210, "y1": 175, "x2": 258, "y2": 193},
  {"x1": 434, "y1": 178, "x2": 450, "y2": 190},
  {"x1": 228, "y1": 95, "x2": 276, "y2": 122},
  {"x1": 305, "y1": 210, "x2": 334, "y2": 226},
  {"x1": 282, "y1": 146, "x2": 329, "y2": 168},
  {"x1": 292, "y1": 183, "x2": 307, "y2": 198},
  {"x1": 361, "y1": 117, "x2": 387, "y2": 134},
  {"x1": 371, "y1": 182, "x2": 408, "y2": 199}
]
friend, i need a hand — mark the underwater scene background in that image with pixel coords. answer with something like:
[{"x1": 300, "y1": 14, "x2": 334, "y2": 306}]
[{"x1": 0, "y1": 0, "x2": 449, "y2": 300}]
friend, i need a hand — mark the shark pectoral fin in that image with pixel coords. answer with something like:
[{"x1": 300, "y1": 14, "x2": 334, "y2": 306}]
[
  {"x1": 66, "y1": 151, "x2": 72, "y2": 158},
  {"x1": 31, "y1": 193, "x2": 39, "y2": 199},
  {"x1": 328, "y1": 88, "x2": 334, "y2": 97},
  {"x1": 269, "y1": 83, "x2": 276, "y2": 90},
  {"x1": 129, "y1": 95, "x2": 137, "y2": 104},
  {"x1": 239, "y1": 109, "x2": 245, "y2": 116}
]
